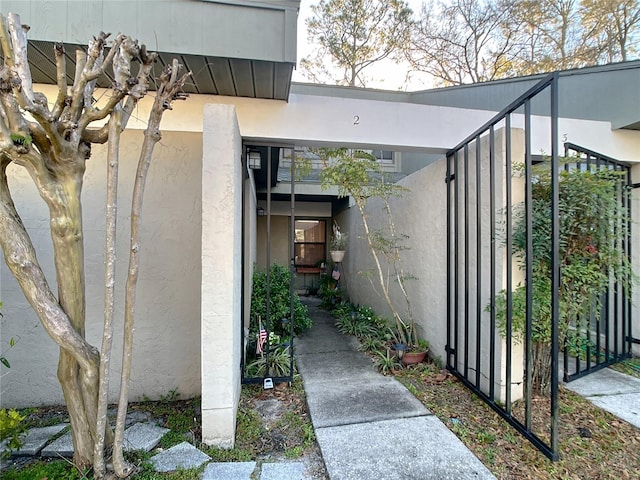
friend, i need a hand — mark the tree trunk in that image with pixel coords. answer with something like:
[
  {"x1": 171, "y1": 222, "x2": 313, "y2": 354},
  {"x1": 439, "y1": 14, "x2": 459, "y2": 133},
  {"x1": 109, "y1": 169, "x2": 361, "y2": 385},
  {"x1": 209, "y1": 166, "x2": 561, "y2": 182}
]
[
  {"x1": 0, "y1": 158, "x2": 100, "y2": 468},
  {"x1": 43, "y1": 155, "x2": 99, "y2": 468},
  {"x1": 531, "y1": 341, "x2": 552, "y2": 396}
]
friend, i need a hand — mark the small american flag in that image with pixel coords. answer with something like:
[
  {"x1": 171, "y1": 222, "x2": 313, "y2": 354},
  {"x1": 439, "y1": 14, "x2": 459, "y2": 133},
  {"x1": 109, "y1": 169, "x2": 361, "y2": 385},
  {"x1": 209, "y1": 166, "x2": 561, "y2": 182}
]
[{"x1": 256, "y1": 318, "x2": 267, "y2": 354}]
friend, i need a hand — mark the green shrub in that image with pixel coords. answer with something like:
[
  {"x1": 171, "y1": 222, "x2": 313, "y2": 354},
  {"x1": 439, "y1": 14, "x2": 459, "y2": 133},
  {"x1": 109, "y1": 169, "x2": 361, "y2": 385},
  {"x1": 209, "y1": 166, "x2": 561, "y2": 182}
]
[
  {"x1": 246, "y1": 345, "x2": 294, "y2": 377},
  {"x1": 0, "y1": 408, "x2": 26, "y2": 457},
  {"x1": 318, "y1": 273, "x2": 346, "y2": 309},
  {"x1": 492, "y1": 161, "x2": 635, "y2": 394},
  {"x1": 250, "y1": 263, "x2": 311, "y2": 336}
]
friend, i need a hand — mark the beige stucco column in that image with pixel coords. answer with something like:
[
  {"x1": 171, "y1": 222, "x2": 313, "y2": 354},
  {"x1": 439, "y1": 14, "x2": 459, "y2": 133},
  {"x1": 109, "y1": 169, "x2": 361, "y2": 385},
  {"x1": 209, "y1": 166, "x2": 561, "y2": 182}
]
[{"x1": 201, "y1": 104, "x2": 243, "y2": 447}]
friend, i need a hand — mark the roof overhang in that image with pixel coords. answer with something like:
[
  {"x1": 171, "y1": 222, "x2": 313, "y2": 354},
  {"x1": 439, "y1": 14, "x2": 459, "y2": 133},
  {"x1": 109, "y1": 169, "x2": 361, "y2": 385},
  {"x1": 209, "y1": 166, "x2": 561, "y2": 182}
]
[{"x1": 2, "y1": 0, "x2": 300, "y2": 100}]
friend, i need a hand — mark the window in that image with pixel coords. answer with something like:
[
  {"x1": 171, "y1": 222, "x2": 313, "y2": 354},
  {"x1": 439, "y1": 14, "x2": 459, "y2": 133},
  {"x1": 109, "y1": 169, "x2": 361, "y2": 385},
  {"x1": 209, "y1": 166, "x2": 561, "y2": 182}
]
[
  {"x1": 372, "y1": 149, "x2": 394, "y2": 164},
  {"x1": 294, "y1": 220, "x2": 326, "y2": 267},
  {"x1": 371, "y1": 149, "x2": 400, "y2": 172}
]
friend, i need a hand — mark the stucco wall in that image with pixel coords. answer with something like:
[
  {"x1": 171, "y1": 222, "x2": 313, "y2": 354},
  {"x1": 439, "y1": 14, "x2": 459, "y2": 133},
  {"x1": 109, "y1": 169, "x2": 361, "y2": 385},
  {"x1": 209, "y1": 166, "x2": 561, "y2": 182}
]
[
  {"x1": 340, "y1": 153, "x2": 452, "y2": 362},
  {"x1": 342, "y1": 128, "x2": 526, "y2": 402},
  {"x1": 200, "y1": 104, "x2": 243, "y2": 448},
  {"x1": 0, "y1": 130, "x2": 202, "y2": 407}
]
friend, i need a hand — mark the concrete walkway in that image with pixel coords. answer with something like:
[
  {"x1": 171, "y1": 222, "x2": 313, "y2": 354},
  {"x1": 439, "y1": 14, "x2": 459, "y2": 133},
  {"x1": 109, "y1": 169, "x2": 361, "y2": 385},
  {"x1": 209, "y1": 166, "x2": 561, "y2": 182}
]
[
  {"x1": 564, "y1": 367, "x2": 640, "y2": 429},
  {"x1": 295, "y1": 298, "x2": 496, "y2": 480}
]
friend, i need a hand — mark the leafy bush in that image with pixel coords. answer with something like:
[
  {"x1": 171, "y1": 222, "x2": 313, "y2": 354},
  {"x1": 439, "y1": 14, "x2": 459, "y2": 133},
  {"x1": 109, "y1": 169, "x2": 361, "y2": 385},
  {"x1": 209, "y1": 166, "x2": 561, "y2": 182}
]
[
  {"x1": 250, "y1": 263, "x2": 311, "y2": 336},
  {"x1": 0, "y1": 408, "x2": 26, "y2": 457},
  {"x1": 318, "y1": 273, "x2": 345, "y2": 309},
  {"x1": 493, "y1": 161, "x2": 635, "y2": 394},
  {"x1": 246, "y1": 345, "x2": 294, "y2": 378},
  {"x1": 373, "y1": 350, "x2": 401, "y2": 375}
]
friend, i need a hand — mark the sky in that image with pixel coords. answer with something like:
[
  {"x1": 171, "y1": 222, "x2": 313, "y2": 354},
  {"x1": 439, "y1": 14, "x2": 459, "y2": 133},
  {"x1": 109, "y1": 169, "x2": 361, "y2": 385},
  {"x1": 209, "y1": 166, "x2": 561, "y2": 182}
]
[{"x1": 291, "y1": 0, "x2": 435, "y2": 91}]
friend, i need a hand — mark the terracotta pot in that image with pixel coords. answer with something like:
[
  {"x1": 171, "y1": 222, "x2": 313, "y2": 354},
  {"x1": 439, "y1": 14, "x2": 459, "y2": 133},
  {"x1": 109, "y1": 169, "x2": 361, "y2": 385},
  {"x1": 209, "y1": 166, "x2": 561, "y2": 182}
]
[
  {"x1": 330, "y1": 250, "x2": 345, "y2": 262},
  {"x1": 402, "y1": 351, "x2": 427, "y2": 365}
]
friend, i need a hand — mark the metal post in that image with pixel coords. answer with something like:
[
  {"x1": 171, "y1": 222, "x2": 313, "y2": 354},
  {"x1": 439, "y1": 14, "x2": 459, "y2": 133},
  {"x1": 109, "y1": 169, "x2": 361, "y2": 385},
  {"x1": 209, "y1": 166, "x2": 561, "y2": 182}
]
[
  {"x1": 550, "y1": 72, "x2": 560, "y2": 459},
  {"x1": 505, "y1": 116, "x2": 513, "y2": 413}
]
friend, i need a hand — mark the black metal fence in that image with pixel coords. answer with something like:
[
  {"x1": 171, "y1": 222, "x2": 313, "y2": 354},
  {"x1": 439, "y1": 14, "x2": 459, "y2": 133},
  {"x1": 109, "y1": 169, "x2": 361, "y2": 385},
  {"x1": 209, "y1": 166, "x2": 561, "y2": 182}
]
[
  {"x1": 561, "y1": 143, "x2": 633, "y2": 382},
  {"x1": 445, "y1": 73, "x2": 636, "y2": 460},
  {"x1": 446, "y1": 73, "x2": 562, "y2": 459},
  {"x1": 241, "y1": 145, "x2": 296, "y2": 387}
]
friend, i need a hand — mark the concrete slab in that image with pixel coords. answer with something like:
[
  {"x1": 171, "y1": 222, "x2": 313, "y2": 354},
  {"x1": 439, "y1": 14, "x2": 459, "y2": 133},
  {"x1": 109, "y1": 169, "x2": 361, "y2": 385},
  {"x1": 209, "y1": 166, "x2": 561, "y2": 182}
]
[
  {"x1": 202, "y1": 461, "x2": 256, "y2": 479},
  {"x1": 295, "y1": 327, "x2": 359, "y2": 355},
  {"x1": 149, "y1": 441, "x2": 210, "y2": 472},
  {"x1": 583, "y1": 392, "x2": 640, "y2": 429},
  {"x1": 564, "y1": 368, "x2": 640, "y2": 428},
  {"x1": 122, "y1": 422, "x2": 170, "y2": 452},
  {"x1": 296, "y1": 350, "x2": 380, "y2": 383},
  {"x1": 40, "y1": 430, "x2": 74, "y2": 458},
  {"x1": 565, "y1": 368, "x2": 640, "y2": 396},
  {"x1": 260, "y1": 461, "x2": 306, "y2": 480},
  {"x1": 315, "y1": 416, "x2": 496, "y2": 480},
  {"x1": 12, "y1": 424, "x2": 68, "y2": 457},
  {"x1": 304, "y1": 376, "x2": 430, "y2": 428}
]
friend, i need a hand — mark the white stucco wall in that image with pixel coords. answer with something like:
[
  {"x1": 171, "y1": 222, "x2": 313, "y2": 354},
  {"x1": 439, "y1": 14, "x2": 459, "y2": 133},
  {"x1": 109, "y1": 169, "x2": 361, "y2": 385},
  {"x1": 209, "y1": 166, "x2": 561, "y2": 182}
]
[
  {"x1": 342, "y1": 128, "x2": 526, "y2": 402},
  {"x1": 0, "y1": 131, "x2": 202, "y2": 406},
  {"x1": 201, "y1": 104, "x2": 243, "y2": 448},
  {"x1": 27, "y1": 84, "x2": 636, "y2": 162}
]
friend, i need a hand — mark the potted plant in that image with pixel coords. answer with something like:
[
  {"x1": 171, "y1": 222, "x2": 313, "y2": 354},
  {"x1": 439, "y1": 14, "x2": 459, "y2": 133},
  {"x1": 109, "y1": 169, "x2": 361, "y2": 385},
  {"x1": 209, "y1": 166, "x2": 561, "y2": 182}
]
[
  {"x1": 329, "y1": 221, "x2": 348, "y2": 262},
  {"x1": 401, "y1": 339, "x2": 429, "y2": 365}
]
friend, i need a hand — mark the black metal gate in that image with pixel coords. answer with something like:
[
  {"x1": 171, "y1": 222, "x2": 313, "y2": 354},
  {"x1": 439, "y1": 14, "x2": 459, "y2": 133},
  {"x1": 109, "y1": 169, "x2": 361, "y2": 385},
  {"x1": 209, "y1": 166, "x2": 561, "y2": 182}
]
[
  {"x1": 241, "y1": 145, "x2": 296, "y2": 388},
  {"x1": 561, "y1": 143, "x2": 634, "y2": 382},
  {"x1": 446, "y1": 72, "x2": 635, "y2": 460}
]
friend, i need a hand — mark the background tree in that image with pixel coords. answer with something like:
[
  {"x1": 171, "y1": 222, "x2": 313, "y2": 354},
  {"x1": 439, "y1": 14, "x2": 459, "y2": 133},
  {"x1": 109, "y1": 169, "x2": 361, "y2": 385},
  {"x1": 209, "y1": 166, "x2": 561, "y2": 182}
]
[
  {"x1": 407, "y1": 0, "x2": 640, "y2": 86},
  {"x1": 407, "y1": 0, "x2": 520, "y2": 85},
  {"x1": 301, "y1": 0, "x2": 413, "y2": 87},
  {"x1": 509, "y1": 0, "x2": 599, "y2": 73},
  {"x1": 580, "y1": 0, "x2": 640, "y2": 63},
  {"x1": 0, "y1": 13, "x2": 189, "y2": 477}
]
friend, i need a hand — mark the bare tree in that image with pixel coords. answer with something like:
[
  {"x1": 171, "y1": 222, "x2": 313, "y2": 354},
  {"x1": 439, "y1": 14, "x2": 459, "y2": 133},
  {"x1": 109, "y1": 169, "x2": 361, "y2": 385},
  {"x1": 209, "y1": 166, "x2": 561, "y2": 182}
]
[
  {"x1": 0, "y1": 13, "x2": 189, "y2": 477},
  {"x1": 408, "y1": 0, "x2": 520, "y2": 85},
  {"x1": 581, "y1": 0, "x2": 640, "y2": 62},
  {"x1": 407, "y1": 0, "x2": 640, "y2": 86},
  {"x1": 301, "y1": 0, "x2": 413, "y2": 87}
]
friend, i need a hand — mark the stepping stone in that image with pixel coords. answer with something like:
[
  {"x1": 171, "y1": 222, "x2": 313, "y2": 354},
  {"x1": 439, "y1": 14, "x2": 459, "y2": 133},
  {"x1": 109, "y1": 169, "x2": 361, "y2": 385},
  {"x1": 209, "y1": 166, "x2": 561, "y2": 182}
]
[
  {"x1": 260, "y1": 462, "x2": 306, "y2": 480},
  {"x1": 123, "y1": 423, "x2": 169, "y2": 452},
  {"x1": 11, "y1": 424, "x2": 69, "y2": 456},
  {"x1": 41, "y1": 431, "x2": 73, "y2": 458},
  {"x1": 149, "y1": 441, "x2": 210, "y2": 472},
  {"x1": 202, "y1": 461, "x2": 256, "y2": 479}
]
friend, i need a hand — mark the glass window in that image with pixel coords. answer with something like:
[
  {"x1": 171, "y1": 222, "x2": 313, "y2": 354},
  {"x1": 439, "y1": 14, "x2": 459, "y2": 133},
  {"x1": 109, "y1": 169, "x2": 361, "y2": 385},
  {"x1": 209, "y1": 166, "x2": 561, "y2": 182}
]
[{"x1": 294, "y1": 220, "x2": 326, "y2": 266}]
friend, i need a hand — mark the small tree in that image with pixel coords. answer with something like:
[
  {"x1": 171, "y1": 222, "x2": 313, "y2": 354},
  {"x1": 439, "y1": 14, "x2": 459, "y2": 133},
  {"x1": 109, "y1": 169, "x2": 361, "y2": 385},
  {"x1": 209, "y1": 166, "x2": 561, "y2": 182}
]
[
  {"x1": 301, "y1": 0, "x2": 413, "y2": 87},
  {"x1": 493, "y1": 159, "x2": 634, "y2": 394},
  {"x1": 0, "y1": 13, "x2": 189, "y2": 477},
  {"x1": 318, "y1": 148, "x2": 418, "y2": 347}
]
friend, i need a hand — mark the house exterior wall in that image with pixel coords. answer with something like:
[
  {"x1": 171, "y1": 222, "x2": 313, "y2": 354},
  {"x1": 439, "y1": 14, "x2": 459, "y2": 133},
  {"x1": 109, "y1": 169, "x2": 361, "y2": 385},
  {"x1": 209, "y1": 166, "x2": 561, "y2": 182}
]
[
  {"x1": 255, "y1": 201, "x2": 332, "y2": 271},
  {"x1": 0, "y1": 130, "x2": 203, "y2": 406},
  {"x1": 341, "y1": 128, "x2": 525, "y2": 403},
  {"x1": 201, "y1": 104, "x2": 243, "y2": 448},
  {"x1": 205, "y1": 93, "x2": 640, "y2": 163}
]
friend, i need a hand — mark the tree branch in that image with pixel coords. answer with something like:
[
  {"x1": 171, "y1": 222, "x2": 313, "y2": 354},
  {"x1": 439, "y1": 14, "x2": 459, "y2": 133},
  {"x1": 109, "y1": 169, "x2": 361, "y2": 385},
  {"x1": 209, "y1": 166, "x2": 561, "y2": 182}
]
[
  {"x1": 51, "y1": 43, "x2": 69, "y2": 120},
  {"x1": 113, "y1": 59, "x2": 189, "y2": 478},
  {"x1": 0, "y1": 165, "x2": 99, "y2": 373}
]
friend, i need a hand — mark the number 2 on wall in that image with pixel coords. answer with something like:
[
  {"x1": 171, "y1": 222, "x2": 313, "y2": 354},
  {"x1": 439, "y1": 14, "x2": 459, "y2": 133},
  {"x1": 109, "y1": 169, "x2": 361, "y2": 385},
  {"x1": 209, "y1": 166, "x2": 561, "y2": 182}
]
[{"x1": 353, "y1": 115, "x2": 360, "y2": 125}]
